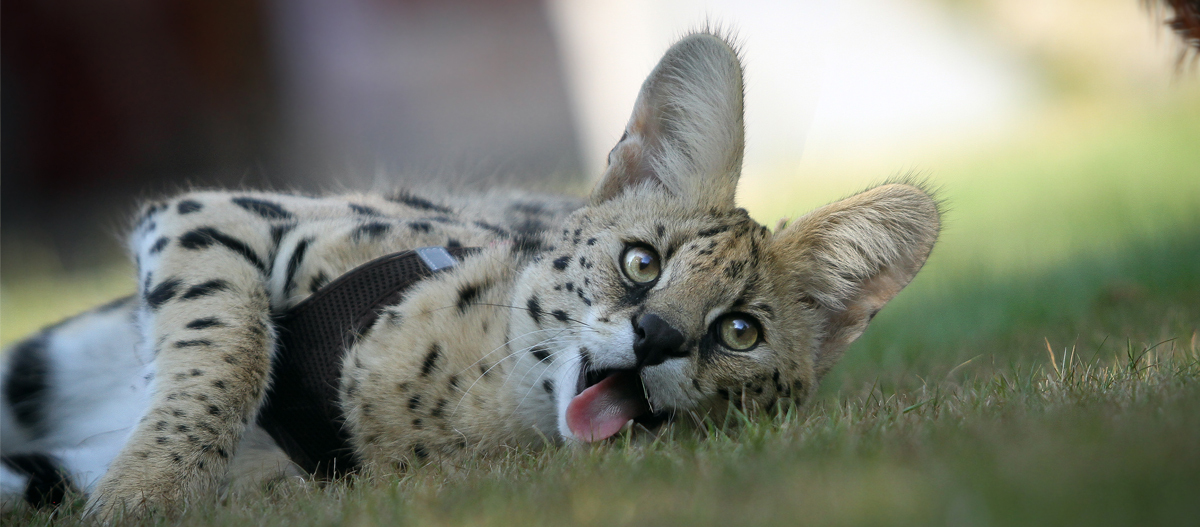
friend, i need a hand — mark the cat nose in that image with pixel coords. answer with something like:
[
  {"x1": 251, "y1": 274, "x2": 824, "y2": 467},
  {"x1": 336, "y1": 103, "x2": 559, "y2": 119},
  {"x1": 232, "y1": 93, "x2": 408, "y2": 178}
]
[{"x1": 633, "y1": 313, "x2": 687, "y2": 367}]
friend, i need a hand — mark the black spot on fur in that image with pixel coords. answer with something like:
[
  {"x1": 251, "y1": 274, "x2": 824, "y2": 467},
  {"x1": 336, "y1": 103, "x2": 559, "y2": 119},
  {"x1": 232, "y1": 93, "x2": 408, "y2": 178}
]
[
  {"x1": 212, "y1": 380, "x2": 227, "y2": 390},
  {"x1": 146, "y1": 278, "x2": 183, "y2": 309},
  {"x1": 309, "y1": 271, "x2": 330, "y2": 294},
  {"x1": 586, "y1": 238, "x2": 597, "y2": 246},
  {"x1": 656, "y1": 224, "x2": 665, "y2": 237},
  {"x1": 177, "y1": 200, "x2": 203, "y2": 214},
  {"x1": 387, "y1": 190, "x2": 454, "y2": 214},
  {"x1": 430, "y1": 398, "x2": 447, "y2": 418},
  {"x1": 543, "y1": 380, "x2": 554, "y2": 394},
  {"x1": 552, "y1": 310, "x2": 569, "y2": 322},
  {"x1": 413, "y1": 444, "x2": 429, "y2": 460},
  {"x1": 420, "y1": 345, "x2": 441, "y2": 377},
  {"x1": 697, "y1": 225, "x2": 729, "y2": 237},
  {"x1": 511, "y1": 201, "x2": 546, "y2": 215},
  {"x1": 208, "y1": 405, "x2": 222, "y2": 416},
  {"x1": 412, "y1": 418, "x2": 423, "y2": 429},
  {"x1": 513, "y1": 218, "x2": 546, "y2": 235},
  {"x1": 271, "y1": 223, "x2": 294, "y2": 248},
  {"x1": 473, "y1": 220, "x2": 510, "y2": 238},
  {"x1": 4, "y1": 336, "x2": 50, "y2": 435},
  {"x1": 2, "y1": 453, "x2": 74, "y2": 508},
  {"x1": 409, "y1": 222, "x2": 432, "y2": 233},
  {"x1": 182, "y1": 280, "x2": 228, "y2": 300},
  {"x1": 186, "y1": 317, "x2": 223, "y2": 330},
  {"x1": 149, "y1": 236, "x2": 170, "y2": 254},
  {"x1": 724, "y1": 260, "x2": 746, "y2": 279},
  {"x1": 190, "y1": 369, "x2": 204, "y2": 377},
  {"x1": 349, "y1": 203, "x2": 382, "y2": 216},
  {"x1": 526, "y1": 296, "x2": 543, "y2": 324},
  {"x1": 408, "y1": 394, "x2": 422, "y2": 410},
  {"x1": 457, "y1": 283, "x2": 486, "y2": 313},
  {"x1": 511, "y1": 232, "x2": 546, "y2": 254},
  {"x1": 284, "y1": 238, "x2": 312, "y2": 294},
  {"x1": 174, "y1": 339, "x2": 213, "y2": 349},
  {"x1": 137, "y1": 202, "x2": 167, "y2": 228},
  {"x1": 553, "y1": 256, "x2": 570, "y2": 270},
  {"x1": 531, "y1": 346, "x2": 550, "y2": 362},
  {"x1": 179, "y1": 227, "x2": 267, "y2": 273},
  {"x1": 354, "y1": 222, "x2": 391, "y2": 241},
  {"x1": 448, "y1": 375, "x2": 459, "y2": 390},
  {"x1": 232, "y1": 197, "x2": 293, "y2": 220},
  {"x1": 446, "y1": 238, "x2": 463, "y2": 248}
]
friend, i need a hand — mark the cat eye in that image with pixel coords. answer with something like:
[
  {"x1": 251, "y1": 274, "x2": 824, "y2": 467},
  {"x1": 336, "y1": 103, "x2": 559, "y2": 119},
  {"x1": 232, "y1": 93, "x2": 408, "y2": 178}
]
[
  {"x1": 621, "y1": 245, "x2": 660, "y2": 283},
  {"x1": 718, "y1": 314, "x2": 761, "y2": 351}
]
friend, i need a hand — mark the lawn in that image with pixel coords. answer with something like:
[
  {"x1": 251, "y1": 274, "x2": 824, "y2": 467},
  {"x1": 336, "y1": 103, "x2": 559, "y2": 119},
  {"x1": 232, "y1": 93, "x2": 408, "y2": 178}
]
[{"x1": 2, "y1": 92, "x2": 1198, "y2": 526}]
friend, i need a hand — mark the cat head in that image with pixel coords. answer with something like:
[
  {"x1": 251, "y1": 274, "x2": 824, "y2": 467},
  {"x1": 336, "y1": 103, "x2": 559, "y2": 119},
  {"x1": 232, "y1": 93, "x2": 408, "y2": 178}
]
[{"x1": 508, "y1": 32, "x2": 941, "y2": 442}]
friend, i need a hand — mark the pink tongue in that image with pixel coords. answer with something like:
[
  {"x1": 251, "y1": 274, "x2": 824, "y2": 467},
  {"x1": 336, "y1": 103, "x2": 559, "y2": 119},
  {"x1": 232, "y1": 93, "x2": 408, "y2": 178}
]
[{"x1": 566, "y1": 371, "x2": 650, "y2": 442}]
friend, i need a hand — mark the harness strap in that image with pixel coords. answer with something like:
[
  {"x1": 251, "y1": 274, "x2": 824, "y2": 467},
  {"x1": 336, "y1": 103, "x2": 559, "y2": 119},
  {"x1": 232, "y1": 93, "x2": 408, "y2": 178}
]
[{"x1": 258, "y1": 246, "x2": 477, "y2": 477}]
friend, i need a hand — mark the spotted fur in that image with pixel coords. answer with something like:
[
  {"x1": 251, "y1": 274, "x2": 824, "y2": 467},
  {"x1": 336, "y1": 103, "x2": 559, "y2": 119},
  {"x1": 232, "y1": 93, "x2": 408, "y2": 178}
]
[{"x1": 0, "y1": 32, "x2": 939, "y2": 519}]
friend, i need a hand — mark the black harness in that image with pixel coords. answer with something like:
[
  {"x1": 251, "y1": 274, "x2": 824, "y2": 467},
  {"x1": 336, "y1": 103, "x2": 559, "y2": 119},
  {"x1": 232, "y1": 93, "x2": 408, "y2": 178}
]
[{"x1": 257, "y1": 246, "x2": 476, "y2": 477}]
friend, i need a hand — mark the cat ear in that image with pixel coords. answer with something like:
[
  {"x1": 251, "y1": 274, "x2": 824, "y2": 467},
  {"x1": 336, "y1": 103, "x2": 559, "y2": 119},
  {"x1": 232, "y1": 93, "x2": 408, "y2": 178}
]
[
  {"x1": 769, "y1": 184, "x2": 941, "y2": 378},
  {"x1": 589, "y1": 32, "x2": 745, "y2": 210}
]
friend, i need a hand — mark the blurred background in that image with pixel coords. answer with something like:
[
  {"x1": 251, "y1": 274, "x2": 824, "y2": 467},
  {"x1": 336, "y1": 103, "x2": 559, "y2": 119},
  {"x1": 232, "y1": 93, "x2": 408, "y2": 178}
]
[{"x1": 3, "y1": 0, "x2": 1198, "y2": 385}]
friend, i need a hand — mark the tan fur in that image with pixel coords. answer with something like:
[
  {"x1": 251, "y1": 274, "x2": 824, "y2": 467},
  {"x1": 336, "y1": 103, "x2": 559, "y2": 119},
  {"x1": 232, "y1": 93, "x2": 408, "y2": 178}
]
[{"x1": 80, "y1": 32, "x2": 939, "y2": 519}]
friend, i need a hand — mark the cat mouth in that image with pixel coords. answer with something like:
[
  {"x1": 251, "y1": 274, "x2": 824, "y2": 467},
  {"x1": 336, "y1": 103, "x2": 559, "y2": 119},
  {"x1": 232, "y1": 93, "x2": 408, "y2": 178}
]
[{"x1": 566, "y1": 366, "x2": 670, "y2": 442}]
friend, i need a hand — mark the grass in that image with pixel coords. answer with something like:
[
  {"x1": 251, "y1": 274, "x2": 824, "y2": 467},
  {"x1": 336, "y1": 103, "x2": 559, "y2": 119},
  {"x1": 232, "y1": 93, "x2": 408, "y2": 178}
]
[
  {"x1": 7, "y1": 344, "x2": 1198, "y2": 526},
  {"x1": 3, "y1": 90, "x2": 1199, "y2": 526}
]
